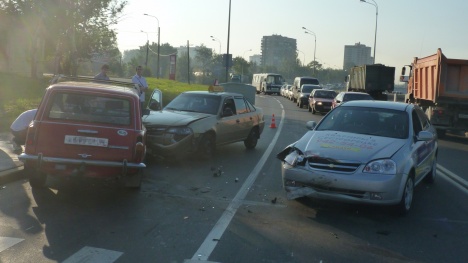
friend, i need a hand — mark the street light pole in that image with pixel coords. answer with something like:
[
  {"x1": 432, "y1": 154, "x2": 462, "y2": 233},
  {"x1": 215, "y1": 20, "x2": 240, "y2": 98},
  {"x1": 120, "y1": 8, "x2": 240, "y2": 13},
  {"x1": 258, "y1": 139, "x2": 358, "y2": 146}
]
[
  {"x1": 296, "y1": 49, "x2": 305, "y2": 67},
  {"x1": 360, "y1": 0, "x2": 378, "y2": 64},
  {"x1": 210, "y1": 36, "x2": 222, "y2": 55},
  {"x1": 302, "y1": 27, "x2": 317, "y2": 75},
  {"x1": 226, "y1": 0, "x2": 231, "y2": 83},
  {"x1": 140, "y1": 30, "x2": 149, "y2": 68},
  {"x1": 144, "y1": 13, "x2": 160, "y2": 78}
]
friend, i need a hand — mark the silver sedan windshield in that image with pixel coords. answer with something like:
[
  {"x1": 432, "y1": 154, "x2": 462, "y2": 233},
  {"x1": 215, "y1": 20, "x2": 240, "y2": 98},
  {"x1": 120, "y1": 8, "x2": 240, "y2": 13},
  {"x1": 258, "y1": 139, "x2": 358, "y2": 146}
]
[{"x1": 316, "y1": 106, "x2": 409, "y2": 139}]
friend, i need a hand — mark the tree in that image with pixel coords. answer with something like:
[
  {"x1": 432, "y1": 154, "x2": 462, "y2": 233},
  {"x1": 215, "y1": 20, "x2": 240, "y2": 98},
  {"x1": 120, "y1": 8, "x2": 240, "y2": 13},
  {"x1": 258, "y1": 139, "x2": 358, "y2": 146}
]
[
  {"x1": 194, "y1": 44, "x2": 214, "y2": 76},
  {"x1": 0, "y1": 0, "x2": 127, "y2": 76},
  {"x1": 176, "y1": 51, "x2": 193, "y2": 83}
]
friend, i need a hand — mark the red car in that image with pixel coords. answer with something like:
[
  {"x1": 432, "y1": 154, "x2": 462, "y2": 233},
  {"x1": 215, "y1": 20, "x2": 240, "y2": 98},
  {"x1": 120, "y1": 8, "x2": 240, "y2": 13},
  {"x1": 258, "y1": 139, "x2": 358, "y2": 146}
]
[
  {"x1": 19, "y1": 78, "x2": 147, "y2": 188},
  {"x1": 308, "y1": 89, "x2": 336, "y2": 114}
]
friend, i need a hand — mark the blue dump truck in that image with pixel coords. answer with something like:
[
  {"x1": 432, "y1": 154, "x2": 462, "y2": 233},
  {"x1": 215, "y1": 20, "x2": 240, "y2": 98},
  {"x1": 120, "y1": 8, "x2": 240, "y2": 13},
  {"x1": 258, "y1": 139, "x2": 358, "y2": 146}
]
[{"x1": 345, "y1": 64, "x2": 395, "y2": 100}]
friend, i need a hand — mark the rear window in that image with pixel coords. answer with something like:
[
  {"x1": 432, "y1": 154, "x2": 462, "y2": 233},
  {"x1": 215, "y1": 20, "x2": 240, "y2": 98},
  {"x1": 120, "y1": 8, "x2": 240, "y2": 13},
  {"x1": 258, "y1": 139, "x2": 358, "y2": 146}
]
[
  {"x1": 302, "y1": 85, "x2": 319, "y2": 93},
  {"x1": 314, "y1": 90, "x2": 336, "y2": 98},
  {"x1": 47, "y1": 92, "x2": 132, "y2": 125},
  {"x1": 344, "y1": 93, "x2": 373, "y2": 101},
  {"x1": 301, "y1": 78, "x2": 319, "y2": 85}
]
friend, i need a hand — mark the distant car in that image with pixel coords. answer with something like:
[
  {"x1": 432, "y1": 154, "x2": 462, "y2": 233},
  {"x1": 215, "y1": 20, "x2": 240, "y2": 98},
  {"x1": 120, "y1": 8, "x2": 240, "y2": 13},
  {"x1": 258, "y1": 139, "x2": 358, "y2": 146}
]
[
  {"x1": 19, "y1": 78, "x2": 147, "y2": 189},
  {"x1": 280, "y1": 84, "x2": 292, "y2": 97},
  {"x1": 296, "y1": 84, "x2": 321, "y2": 108},
  {"x1": 332, "y1": 91, "x2": 373, "y2": 108},
  {"x1": 142, "y1": 88, "x2": 265, "y2": 160},
  {"x1": 277, "y1": 100, "x2": 438, "y2": 215},
  {"x1": 231, "y1": 75, "x2": 241, "y2": 83},
  {"x1": 287, "y1": 85, "x2": 295, "y2": 101},
  {"x1": 308, "y1": 89, "x2": 336, "y2": 114}
]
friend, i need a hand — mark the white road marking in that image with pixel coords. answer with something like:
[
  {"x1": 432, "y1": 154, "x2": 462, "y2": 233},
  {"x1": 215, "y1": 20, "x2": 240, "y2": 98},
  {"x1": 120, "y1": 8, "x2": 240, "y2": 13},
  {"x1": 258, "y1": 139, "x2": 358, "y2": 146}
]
[
  {"x1": 437, "y1": 165, "x2": 468, "y2": 195},
  {"x1": 0, "y1": 237, "x2": 23, "y2": 252},
  {"x1": 190, "y1": 98, "x2": 285, "y2": 261},
  {"x1": 62, "y1": 246, "x2": 123, "y2": 263},
  {"x1": 437, "y1": 164, "x2": 468, "y2": 189}
]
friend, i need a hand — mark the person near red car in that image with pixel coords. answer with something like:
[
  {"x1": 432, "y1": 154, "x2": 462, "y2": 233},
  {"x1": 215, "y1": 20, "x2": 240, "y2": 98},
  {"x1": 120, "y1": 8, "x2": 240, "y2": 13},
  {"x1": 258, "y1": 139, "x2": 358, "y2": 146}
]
[{"x1": 10, "y1": 109, "x2": 37, "y2": 150}]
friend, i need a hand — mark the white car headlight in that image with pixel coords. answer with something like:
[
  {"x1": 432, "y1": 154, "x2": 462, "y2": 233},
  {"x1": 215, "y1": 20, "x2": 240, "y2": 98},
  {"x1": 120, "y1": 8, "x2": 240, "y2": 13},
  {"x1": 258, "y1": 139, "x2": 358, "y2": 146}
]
[
  {"x1": 363, "y1": 159, "x2": 396, "y2": 174},
  {"x1": 316, "y1": 101, "x2": 323, "y2": 105}
]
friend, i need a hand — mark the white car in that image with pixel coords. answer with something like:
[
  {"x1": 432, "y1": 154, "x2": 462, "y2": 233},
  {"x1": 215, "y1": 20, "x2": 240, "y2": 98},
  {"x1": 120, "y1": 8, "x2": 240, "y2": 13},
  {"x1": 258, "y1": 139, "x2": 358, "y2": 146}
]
[{"x1": 277, "y1": 100, "x2": 438, "y2": 215}]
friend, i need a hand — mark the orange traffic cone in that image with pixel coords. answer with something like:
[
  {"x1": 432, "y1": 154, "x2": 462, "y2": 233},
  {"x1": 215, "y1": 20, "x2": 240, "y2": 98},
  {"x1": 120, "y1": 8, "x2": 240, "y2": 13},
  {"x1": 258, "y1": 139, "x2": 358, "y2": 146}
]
[{"x1": 270, "y1": 114, "x2": 277, "y2": 128}]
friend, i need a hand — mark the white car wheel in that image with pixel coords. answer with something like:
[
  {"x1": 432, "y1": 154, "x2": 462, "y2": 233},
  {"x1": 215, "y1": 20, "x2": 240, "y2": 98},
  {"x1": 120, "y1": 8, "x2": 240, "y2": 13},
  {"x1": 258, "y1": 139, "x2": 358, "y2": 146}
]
[{"x1": 396, "y1": 176, "x2": 414, "y2": 215}]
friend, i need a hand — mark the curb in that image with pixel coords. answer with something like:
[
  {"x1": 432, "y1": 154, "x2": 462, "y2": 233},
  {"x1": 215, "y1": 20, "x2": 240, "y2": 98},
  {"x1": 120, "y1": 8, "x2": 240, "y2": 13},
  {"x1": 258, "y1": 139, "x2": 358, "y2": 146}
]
[{"x1": 0, "y1": 166, "x2": 25, "y2": 185}]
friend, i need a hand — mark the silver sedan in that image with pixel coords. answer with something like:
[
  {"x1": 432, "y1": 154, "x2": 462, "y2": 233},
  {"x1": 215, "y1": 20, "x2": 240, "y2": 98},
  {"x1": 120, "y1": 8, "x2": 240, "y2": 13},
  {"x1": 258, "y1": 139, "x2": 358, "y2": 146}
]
[{"x1": 277, "y1": 100, "x2": 438, "y2": 215}]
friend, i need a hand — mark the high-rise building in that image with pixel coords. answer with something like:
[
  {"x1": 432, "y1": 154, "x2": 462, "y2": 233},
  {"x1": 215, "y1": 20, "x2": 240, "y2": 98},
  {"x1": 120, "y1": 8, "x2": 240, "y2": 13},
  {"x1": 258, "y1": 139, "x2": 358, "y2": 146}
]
[
  {"x1": 249, "y1": 54, "x2": 261, "y2": 65},
  {"x1": 261, "y1": 35, "x2": 297, "y2": 68},
  {"x1": 343, "y1": 42, "x2": 373, "y2": 70}
]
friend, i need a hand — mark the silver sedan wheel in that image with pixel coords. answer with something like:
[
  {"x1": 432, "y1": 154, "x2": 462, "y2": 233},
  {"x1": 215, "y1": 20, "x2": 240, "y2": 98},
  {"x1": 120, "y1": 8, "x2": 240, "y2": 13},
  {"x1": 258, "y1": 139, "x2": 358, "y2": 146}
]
[{"x1": 396, "y1": 176, "x2": 414, "y2": 215}]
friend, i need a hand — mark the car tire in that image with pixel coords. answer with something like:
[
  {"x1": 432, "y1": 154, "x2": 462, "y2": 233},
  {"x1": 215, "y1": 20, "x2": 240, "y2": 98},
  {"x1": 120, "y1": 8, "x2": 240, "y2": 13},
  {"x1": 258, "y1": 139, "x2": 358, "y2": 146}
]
[
  {"x1": 124, "y1": 169, "x2": 143, "y2": 189},
  {"x1": 198, "y1": 133, "x2": 215, "y2": 159},
  {"x1": 395, "y1": 175, "x2": 414, "y2": 215},
  {"x1": 25, "y1": 164, "x2": 47, "y2": 188},
  {"x1": 244, "y1": 128, "x2": 259, "y2": 149},
  {"x1": 424, "y1": 156, "x2": 437, "y2": 184}
]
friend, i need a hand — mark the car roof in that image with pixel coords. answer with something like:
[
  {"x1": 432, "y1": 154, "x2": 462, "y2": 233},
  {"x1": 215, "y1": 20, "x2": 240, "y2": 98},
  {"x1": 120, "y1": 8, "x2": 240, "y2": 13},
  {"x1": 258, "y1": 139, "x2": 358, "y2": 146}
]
[
  {"x1": 49, "y1": 81, "x2": 140, "y2": 97},
  {"x1": 339, "y1": 91, "x2": 370, "y2": 95},
  {"x1": 341, "y1": 100, "x2": 410, "y2": 111}
]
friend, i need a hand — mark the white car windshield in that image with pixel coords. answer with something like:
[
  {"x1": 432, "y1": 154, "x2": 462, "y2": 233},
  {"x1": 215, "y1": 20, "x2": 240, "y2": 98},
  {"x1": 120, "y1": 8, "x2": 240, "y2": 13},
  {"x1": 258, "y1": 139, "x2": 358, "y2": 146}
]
[{"x1": 316, "y1": 106, "x2": 409, "y2": 139}]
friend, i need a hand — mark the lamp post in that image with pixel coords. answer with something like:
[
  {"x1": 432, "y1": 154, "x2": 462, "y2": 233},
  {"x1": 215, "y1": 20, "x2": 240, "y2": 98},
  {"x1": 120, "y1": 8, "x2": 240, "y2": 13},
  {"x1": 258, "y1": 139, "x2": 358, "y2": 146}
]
[
  {"x1": 140, "y1": 30, "x2": 149, "y2": 68},
  {"x1": 210, "y1": 36, "x2": 222, "y2": 55},
  {"x1": 144, "y1": 13, "x2": 160, "y2": 78},
  {"x1": 360, "y1": 0, "x2": 378, "y2": 64},
  {"x1": 226, "y1": 0, "x2": 231, "y2": 83},
  {"x1": 302, "y1": 27, "x2": 317, "y2": 75},
  {"x1": 241, "y1": 49, "x2": 252, "y2": 83},
  {"x1": 297, "y1": 49, "x2": 305, "y2": 67}
]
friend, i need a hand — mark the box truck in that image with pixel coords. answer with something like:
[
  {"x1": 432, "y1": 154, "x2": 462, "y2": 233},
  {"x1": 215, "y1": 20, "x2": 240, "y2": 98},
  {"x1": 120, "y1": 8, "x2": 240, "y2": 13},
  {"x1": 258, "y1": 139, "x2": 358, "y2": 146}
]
[
  {"x1": 346, "y1": 64, "x2": 395, "y2": 100},
  {"x1": 400, "y1": 48, "x2": 468, "y2": 137}
]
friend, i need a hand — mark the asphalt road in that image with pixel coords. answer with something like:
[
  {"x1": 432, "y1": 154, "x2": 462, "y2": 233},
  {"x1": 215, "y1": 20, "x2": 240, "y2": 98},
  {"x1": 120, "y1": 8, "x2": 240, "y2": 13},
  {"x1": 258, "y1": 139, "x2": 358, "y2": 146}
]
[{"x1": 0, "y1": 94, "x2": 467, "y2": 263}]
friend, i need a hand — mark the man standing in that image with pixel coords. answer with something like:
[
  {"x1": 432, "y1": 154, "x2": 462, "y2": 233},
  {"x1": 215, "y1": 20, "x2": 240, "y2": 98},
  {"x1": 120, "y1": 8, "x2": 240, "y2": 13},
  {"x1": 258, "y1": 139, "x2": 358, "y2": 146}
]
[
  {"x1": 94, "y1": 64, "x2": 110, "y2": 81},
  {"x1": 131, "y1": 66, "x2": 148, "y2": 111}
]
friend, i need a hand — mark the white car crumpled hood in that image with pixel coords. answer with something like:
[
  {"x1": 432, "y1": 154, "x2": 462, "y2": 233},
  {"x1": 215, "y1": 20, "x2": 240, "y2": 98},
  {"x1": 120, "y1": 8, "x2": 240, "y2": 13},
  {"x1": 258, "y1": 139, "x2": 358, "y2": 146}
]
[{"x1": 293, "y1": 131, "x2": 405, "y2": 162}]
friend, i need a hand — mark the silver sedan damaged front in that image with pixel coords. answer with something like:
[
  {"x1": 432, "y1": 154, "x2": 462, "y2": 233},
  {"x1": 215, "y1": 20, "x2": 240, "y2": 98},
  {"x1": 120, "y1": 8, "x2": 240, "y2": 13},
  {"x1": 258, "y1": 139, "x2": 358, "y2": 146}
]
[{"x1": 277, "y1": 144, "x2": 334, "y2": 200}]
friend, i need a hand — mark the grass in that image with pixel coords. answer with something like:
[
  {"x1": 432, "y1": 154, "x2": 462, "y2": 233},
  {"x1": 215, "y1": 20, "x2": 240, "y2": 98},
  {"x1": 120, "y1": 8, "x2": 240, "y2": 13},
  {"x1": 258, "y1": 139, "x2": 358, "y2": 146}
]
[{"x1": 0, "y1": 72, "x2": 209, "y2": 132}]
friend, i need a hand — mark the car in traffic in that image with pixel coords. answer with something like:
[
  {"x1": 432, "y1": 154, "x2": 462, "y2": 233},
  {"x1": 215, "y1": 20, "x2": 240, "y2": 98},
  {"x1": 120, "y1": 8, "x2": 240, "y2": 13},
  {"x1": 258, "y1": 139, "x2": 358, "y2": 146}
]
[
  {"x1": 296, "y1": 84, "x2": 321, "y2": 108},
  {"x1": 19, "y1": 77, "x2": 147, "y2": 189},
  {"x1": 142, "y1": 86, "x2": 265, "y2": 160},
  {"x1": 280, "y1": 84, "x2": 292, "y2": 97},
  {"x1": 308, "y1": 89, "x2": 336, "y2": 114},
  {"x1": 277, "y1": 100, "x2": 438, "y2": 215},
  {"x1": 332, "y1": 91, "x2": 373, "y2": 108},
  {"x1": 291, "y1": 76, "x2": 320, "y2": 102}
]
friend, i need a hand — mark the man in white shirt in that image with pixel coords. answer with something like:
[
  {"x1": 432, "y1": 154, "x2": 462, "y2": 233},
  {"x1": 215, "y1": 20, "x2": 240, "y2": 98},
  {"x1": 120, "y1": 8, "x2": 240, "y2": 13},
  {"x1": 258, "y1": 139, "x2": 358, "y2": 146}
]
[
  {"x1": 10, "y1": 109, "x2": 37, "y2": 151},
  {"x1": 131, "y1": 66, "x2": 148, "y2": 113}
]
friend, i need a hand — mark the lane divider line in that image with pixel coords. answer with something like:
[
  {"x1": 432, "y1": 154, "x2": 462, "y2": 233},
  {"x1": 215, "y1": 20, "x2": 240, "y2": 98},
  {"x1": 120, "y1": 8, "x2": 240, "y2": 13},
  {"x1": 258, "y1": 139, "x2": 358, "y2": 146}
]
[{"x1": 189, "y1": 98, "x2": 285, "y2": 262}]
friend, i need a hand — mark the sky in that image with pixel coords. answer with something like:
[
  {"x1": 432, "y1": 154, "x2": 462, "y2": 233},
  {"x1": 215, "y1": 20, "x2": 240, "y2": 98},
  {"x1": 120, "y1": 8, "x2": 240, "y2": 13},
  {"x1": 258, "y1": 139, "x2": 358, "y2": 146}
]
[{"x1": 114, "y1": 0, "x2": 468, "y2": 72}]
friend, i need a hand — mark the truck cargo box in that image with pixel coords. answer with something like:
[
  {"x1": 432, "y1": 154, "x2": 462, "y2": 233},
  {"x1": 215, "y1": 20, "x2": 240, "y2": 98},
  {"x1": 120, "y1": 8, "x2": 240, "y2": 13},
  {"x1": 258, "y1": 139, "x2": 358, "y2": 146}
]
[
  {"x1": 348, "y1": 64, "x2": 395, "y2": 93},
  {"x1": 405, "y1": 48, "x2": 468, "y2": 104}
]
